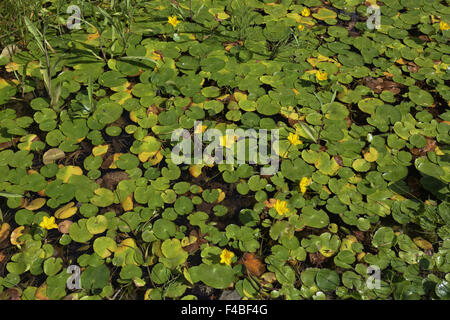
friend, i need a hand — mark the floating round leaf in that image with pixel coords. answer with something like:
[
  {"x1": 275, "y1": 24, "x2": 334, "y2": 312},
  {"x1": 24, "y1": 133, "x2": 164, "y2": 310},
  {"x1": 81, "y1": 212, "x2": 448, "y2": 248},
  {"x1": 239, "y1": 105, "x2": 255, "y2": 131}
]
[
  {"x1": 90, "y1": 188, "x2": 115, "y2": 207},
  {"x1": 372, "y1": 227, "x2": 395, "y2": 248},
  {"x1": 93, "y1": 236, "x2": 117, "y2": 258},
  {"x1": 86, "y1": 215, "x2": 108, "y2": 234},
  {"x1": 316, "y1": 269, "x2": 340, "y2": 292},
  {"x1": 189, "y1": 263, "x2": 234, "y2": 289}
]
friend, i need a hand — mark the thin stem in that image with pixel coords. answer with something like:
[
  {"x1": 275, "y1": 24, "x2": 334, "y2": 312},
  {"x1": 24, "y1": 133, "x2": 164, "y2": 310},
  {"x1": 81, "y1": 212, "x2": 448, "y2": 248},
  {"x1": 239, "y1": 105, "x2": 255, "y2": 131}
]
[{"x1": 43, "y1": 34, "x2": 51, "y2": 96}]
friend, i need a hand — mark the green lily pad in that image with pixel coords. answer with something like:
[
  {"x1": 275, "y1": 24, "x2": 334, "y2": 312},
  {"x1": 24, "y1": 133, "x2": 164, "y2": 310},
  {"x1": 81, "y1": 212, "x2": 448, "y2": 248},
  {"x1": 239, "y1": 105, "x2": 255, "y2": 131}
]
[{"x1": 189, "y1": 263, "x2": 234, "y2": 289}]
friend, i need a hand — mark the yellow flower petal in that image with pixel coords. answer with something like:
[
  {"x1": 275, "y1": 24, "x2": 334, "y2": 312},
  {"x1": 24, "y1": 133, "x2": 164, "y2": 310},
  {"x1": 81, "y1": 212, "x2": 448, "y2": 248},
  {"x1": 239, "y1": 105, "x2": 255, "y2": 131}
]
[
  {"x1": 316, "y1": 70, "x2": 328, "y2": 81},
  {"x1": 168, "y1": 16, "x2": 181, "y2": 27},
  {"x1": 220, "y1": 249, "x2": 235, "y2": 266},
  {"x1": 274, "y1": 199, "x2": 290, "y2": 216},
  {"x1": 301, "y1": 8, "x2": 311, "y2": 17},
  {"x1": 40, "y1": 216, "x2": 58, "y2": 230},
  {"x1": 440, "y1": 21, "x2": 449, "y2": 31},
  {"x1": 287, "y1": 132, "x2": 302, "y2": 146},
  {"x1": 299, "y1": 177, "x2": 312, "y2": 194}
]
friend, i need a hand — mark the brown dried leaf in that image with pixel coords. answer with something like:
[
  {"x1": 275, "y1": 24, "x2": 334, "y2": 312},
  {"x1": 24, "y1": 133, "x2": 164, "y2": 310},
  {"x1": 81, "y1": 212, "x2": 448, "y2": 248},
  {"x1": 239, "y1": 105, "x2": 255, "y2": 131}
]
[
  {"x1": 101, "y1": 154, "x2": 115, "y2": 170},
  {"x1": 264, "y1": 198, "x2": 276, "y2": 209},
  {"x1": 101, "y1": 171, "x2": 130, "y2": 190},
  {"x1": 0, "y1": 223, "x2": 11, "y2": 243},
  {"x1": 352, "y1": 230, "x2": 365, "y2": 242},
  {"x1": 334, "y1": 155, "x2": 344, "y2": 166},
  {"x1": 309, "y1": 252, "x2": 326, "y2": 266},
  {"x1": 243, "y1": 253, "x2": 266, "y2": 277},
  {"x1": 410, "y1": 138, "x2": 436, "y2": 157},
  {"x1": 364, "y1": 77, "x2": 402, "y2": 94},
  {"x1": 182, "y1": 229, "x2": 207, "y2": 254},
  {"x1": 407, "y1": 62, "x2": 420, "y2": 73},
  {"x1": 35, "y1": 284, "x2": 50, "y2": 300},
  {"x1": 147, "y1": 104, "x2": 161, "y2": 115},
  {"x1": 0, "y1": 288, "x2": 21, "y2": 300}
]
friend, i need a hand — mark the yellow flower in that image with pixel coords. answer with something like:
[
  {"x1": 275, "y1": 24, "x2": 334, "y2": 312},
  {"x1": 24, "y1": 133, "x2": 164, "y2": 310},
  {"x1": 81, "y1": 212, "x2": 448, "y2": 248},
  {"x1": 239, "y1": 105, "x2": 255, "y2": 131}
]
[
  {"x1": 274, "y1": 199, "x2": 289, "y2": 216},
  {"x1": 168, "y1": 16, "x2": 181, "y2": 27},
  {"x1": 40, "y1": 216, "x2": 58, "y2": 230},
  {"x1": 440, "y1": 21, "x2": 450, "y2": 31},
  {"x1": 219, "y1": 134, "x2": 237, "y2": 149},
  {"x1": 220, "y1": 249, "x2": 235, "y2": 266},
  {"x1": 287, "y1": 132, "x2": 302, "y2": 146},
  {"x1": 194, "y1": 123, "x2": 207, "y2": 134},
  {"x1": 298, "y1": 24, "x2": 305, "y2": 31},
  {"x1": 301, "y1": 7, "x2": 311, "y2": 17},
  {"x1": 316, "y1": 70, "x2": 328, "y2": 81},
  {"x1": 299, "y1": 177, "x2": 312, "y2": 194}
]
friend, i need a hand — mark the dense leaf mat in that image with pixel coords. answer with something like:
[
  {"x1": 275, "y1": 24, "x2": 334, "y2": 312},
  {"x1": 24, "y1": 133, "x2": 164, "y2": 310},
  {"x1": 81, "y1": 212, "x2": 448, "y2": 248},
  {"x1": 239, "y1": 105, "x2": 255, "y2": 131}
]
[{"x1": 0, "y1": 0, "x2": 449, "y2": 300}]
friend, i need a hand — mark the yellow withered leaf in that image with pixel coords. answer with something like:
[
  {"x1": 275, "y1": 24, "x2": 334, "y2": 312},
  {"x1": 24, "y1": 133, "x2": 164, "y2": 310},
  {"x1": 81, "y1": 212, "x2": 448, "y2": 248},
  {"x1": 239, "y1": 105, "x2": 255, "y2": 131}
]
[
  {"x1": 25, "y1": 198, "x2": 46, "y2": 211},
  {"x1": 189, "y1": 164, "x2": 203, "y2": 178},
  {"x1": 109, "y1": 153, "x2": 123, "y2": 169},
  {"x1": 129, "y1": 110, "x2": 138, "y2": 123},
  {"x1": 111, "y1": 81, "x2": 131, "y2": 93},
  {"x1": 0, "y1": 78, "x2": 15, "y2": 90},
  {"x1": 0, "y1": 222, "x2": 11, "y2": 243},
  {"x1": 217, "y1": 189, "x2": 226, "y2": 203},
  {"x1": 57, "y1": 166, "x2": 83, "y2": 183},
  {"x1": 434, "y1": 146, "x2": 444, "y2": 155},
  {"x1": 234, "y1": 91, "x2": 247, "y2": 101},
  {"x1": 149, "y1": 150, "x2": 163, "y2": 165},
  {"x1": 181, "y1": 235, "x2": 198, "y2": 247},
  {"x1": 121, "y1": 194, "x2": 134, "y2": 211},
  {"x1": 35, "y1": 284, "x2": 50, "y2": 300},
  {"x1": 118, "y1": 238, "x2": 137, "y2": 249},
  {"x1": 319, "y1": 246, "x2": 335, "y2": 257},
  {"x1": 55, "y1": 202, "x2": 78, "y2": 219},
  {"x1": 138, "y1": 151, "x2": 153, "y2": 162},
  {"x1": 413, "y1": 237, "x2": 433, "y2": 250},
  {"x1": 92, "y1": 144, "x2": 109, "y2": 157},
  {"x1": 340, "y1": 235, "x2": 358, "y2": 252},
  {"x1": 19, "y1": 134, "x2": 38, "y2": 151},
  {"x1": 10, "y1": 226, "x2": 25, "y2": 247},
  {"x1": 5, "y1": 61, "x2": 20, "y2": 72},
  {"x1": 364, "y1": 147, "x2": 379, "y2": 162},
  {"x1": 87, "y1": 30, "x2": 100, "y2": 41}
]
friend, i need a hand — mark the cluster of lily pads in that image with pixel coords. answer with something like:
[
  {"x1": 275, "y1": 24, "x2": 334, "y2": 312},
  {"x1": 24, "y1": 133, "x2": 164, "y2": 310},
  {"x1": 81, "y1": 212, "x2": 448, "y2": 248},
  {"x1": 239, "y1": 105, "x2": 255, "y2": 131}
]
[{"x1": 0, "y1": 0, "x2": 449, "y2": 300}]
